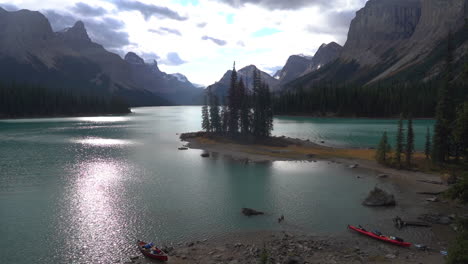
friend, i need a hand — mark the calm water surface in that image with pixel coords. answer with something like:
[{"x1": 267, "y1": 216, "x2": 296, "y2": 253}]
[{"x1": 0, "y1": 107, "x2": 434, "y2": 263}]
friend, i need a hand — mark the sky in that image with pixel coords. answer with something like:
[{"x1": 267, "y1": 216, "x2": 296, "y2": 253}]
[{"x1": 0, "y1": 0, "x2": 368, "y2": 86}]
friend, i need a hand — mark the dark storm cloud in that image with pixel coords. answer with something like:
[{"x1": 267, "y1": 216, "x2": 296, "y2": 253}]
[
  {"x1": 112, "y1": 0, "x2": 187, "y2": 21},
  {"x1": 0, "y1": 3, "x2": 18, "y2": 11},
  {"x1": 71, "y1": 2, "x2": 107, "y2": 17},
  {"x1": 149, "y1": 27, "x2": 182, "y2": 36},
  {"x1": 202, "y1": 36, "x2": 227, "y2": 46},
  {"x1": 216, "y1": 0, "x2": 337, "y2": 10},
  {"x1": 43, "y1": 10, "x2": 130, "y2": 50},
  {"x1": 161, "y1": 52, "x2": 187, "y2": 66}
]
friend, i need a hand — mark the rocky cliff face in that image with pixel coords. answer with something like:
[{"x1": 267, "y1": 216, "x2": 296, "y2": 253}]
[
  {"x1": 371, "y1": 0, "x2": 468, "y2": 82},
  {"x1": 293, "y1": 0, "x2": 468, "y2": 88},
  {"x1": 341, "y1": 0, "x2": 422, "y2": 66}
]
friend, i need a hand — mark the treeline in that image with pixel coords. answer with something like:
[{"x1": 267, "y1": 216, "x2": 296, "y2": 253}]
[
  {"x1": 273, "y1": 81, "x2": 467, "y2": 118},
  {"x1": 0, "y1": 83, "x2": 130, "y2": 118},
  {"x1": 202, "y1": 65, "x2": 273, "y2": 138}
]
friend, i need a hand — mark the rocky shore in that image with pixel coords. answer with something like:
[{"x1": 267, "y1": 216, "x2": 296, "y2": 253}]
[{"x1": 124, "y1": 231, "x2": 446, "y2": 264}]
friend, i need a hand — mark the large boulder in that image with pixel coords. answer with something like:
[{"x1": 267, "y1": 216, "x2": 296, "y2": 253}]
[
  {"x1": 241, "y1": 208, "x2": 264, "y2": 216},
  {"x1": 362, "y1": 187, "x2": 396, "y2": 206}
]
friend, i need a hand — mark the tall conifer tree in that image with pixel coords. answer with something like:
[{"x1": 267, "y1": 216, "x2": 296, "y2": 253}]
[
  {"x1": 202, "y1": 95, "x2": 211, "y2": 132},
  {"x1": 406, "y1": 114, "x2": 414, "y2": 167},
  {"x1": 376, "y1": 131, "x2": 391, "y2": 164},
  {"x1": 425, "y1": 127, "x2": 432, "y2": 160},
  {"x1": 209, "y1": 92, "x2": 221, "y2": 133},
  {"x1": 239, "y1": 78, "x2": 250, "y2": 135},
  {"x1": 433, "y1": 32, "x2": 455, "y2": 163},
  {"x1": 227, "y1": 63, "x2": 239, "y2": 135},
  {"x1": 395, "y1": 113, "x2": 405, "y2": 169}
]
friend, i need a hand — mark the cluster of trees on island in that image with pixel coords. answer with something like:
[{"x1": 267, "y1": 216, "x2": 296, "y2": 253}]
[
  {"x1": 201, "y1": 65, "x2": 273, "y2": 138},
  {"x1": 0, "y1": 83, "x2": 130, "y2": 118}
]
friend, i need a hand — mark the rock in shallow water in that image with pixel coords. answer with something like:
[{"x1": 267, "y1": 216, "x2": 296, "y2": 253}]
[
  {"x1": 242, "y1": 208, "x2": 264, "y2": 216},
  {"x1": 362, "y1": 187, "x2": 396, "y2": 206}
]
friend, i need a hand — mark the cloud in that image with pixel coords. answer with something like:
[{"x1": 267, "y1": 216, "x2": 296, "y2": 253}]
[
  {"x1": 197, "y1": 22, "x2": 207, "y2": 28},
  {"x1": 149, "y1": 27, "x2": 181, "y2": 36},
  {"x1": 216, "y1": 0, "x2": 336, "y2": 10},
  {"x1": 140, "y1": 52, "x2": 160, "y2": 62},
  {"x1": 0, "y1": 3, "x2": 18, "y2": 11},
  {"x1": 112, "y1": 0, "x2": 187, "y2": 21},
  {"x1": 201, "y1": 35, "x2": 227, "y2": 46},
  {"x1": 43, "y1": 10, "x2": 77, "y2": 31},
  {"x1": 71, "y1": 2, "x2": 107, "y2": 16},
  {"x1": 305, "y1": 9, "x2": 356, "y2": 42},
  {"x1": 84, "y1": 18, "x2": 130, "y2": 49},
  {"x1": 264, "y1": 65, "x2": 282, "y2": 75},
  {"x1": 161, "y1": 52, "x2": 187, "y2": 66},
  {"x1": 43, "y1": 10, "x2": 130, "y2": 51}
]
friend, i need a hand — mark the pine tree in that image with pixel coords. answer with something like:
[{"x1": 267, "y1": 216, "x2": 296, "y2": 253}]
[
  {"x1": 263, "y1": 83, "x2": 274, "y2": 137},
  {"x1": 202, "y1": 95, "x2": 211, "y2": 132},
  {"x1": 433, "y1": 32, "x2": 455, "y2": 164},
  {"x1": 209, "y1": 92, "x2": 222, "y2": 133},
  {"x1": 454, "y1": 102, "x2": 468, "y2": 161},
  {"x1": 425, "y1": 127, "x2": 432, "y2": 160},
  {"x1": 406, "y1": 114, "x2": 415, "y2": 167},
  {"x1": 395, "y1": 113, "x2": 405, "y2": 169},
  {"x1": 221, "y1": 104, "x2": 229, "y2": 134},
  {"x1": 376, "y1": 131, "x2": 391, "y2": 164},
  {"x1": 252, "y1": 69, "x2": 262, "y2": 137},
  {"x1": 239, "y1": 78, "x2": 250, "y2": 135},
  {"x1": 227, "y1": 62, "x2": 239, "y2": 135}
]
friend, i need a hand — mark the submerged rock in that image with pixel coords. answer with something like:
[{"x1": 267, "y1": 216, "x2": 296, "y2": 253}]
[
  {"x1": 362, "y1": 187, "x2": 396, "y2": 206},
  {"x1": 201, "y1": 153, "x2": 210, "y2": 158},
  {"x1": 242, "y1": 208, "x2": 264, "y2": 216}
]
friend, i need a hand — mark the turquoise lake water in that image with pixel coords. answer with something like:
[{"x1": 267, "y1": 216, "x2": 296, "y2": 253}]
[{"x1": 0, "y1": 107, "x2": 434, "y2": 263}]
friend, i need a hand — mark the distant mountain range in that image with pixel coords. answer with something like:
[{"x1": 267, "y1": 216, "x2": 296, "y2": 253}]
[{"x1": 0, "y1": 8, "x2": 203, "y2": 106}]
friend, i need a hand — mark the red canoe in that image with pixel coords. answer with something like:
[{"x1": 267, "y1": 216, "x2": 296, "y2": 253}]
[
  {"x1": 348, "y1": 225, "x2": 412, "y2": 247},
  {"x1": 137, "y1": 241, "x2": 169, "y2": 261}
]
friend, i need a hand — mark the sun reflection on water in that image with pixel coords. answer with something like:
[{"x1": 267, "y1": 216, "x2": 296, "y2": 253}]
[
  {"x1": 78, "y1": 116, "x2": 129, "y2": 123},
  {"x1": 64, "y1": 159, "x2": 132, "y2": 263},
  {"x1": 73, "y1": 137, "x2": 134, "y2": 146}
]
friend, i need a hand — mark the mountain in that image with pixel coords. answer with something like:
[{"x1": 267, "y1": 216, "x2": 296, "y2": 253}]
[
  {"x1": 207, "y1": 65, "x2": 279, "y2": 99},
  {"x1": 276, "y1": 42, "x2": 342, "y2": 87},
  {"x1": 275, "y1": 55, "x2": 313, "y2": 85},
  {"x1": 304, "y1": 42, "x2": 343, "y2": 73},
  {"x1": 124, "y1": 52, "x2": 202, "y2": 105},
  {"x1": 288, "y1": 0, "x2": 468, "y2": 89},
  {"x1": 0, "y1": 8, "x2": 202, "y2": 106}
]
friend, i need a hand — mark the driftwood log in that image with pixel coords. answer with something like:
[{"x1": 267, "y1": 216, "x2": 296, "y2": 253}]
[{"x1": 393, "y1": 216, "x2": 431, "y2": 229}]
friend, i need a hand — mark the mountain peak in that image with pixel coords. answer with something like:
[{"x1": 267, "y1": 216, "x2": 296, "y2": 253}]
[
  {"x1": 125, "y1": 52, "x2": 145, "y2": 65},
  {"x1": 62, "y1": 20, "x2": 91, "y2": 42}
]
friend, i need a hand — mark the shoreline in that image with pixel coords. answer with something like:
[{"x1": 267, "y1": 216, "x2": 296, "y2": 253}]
[
  {"x1": 274, "y1": 114, "x2": 435, "y2": 120},
  {"x1": 161, "y1": 132, "x2": 464, "y2": 263},
  {"x1": 126, "y1": 230, "x2": 449, "y2": 264}
]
